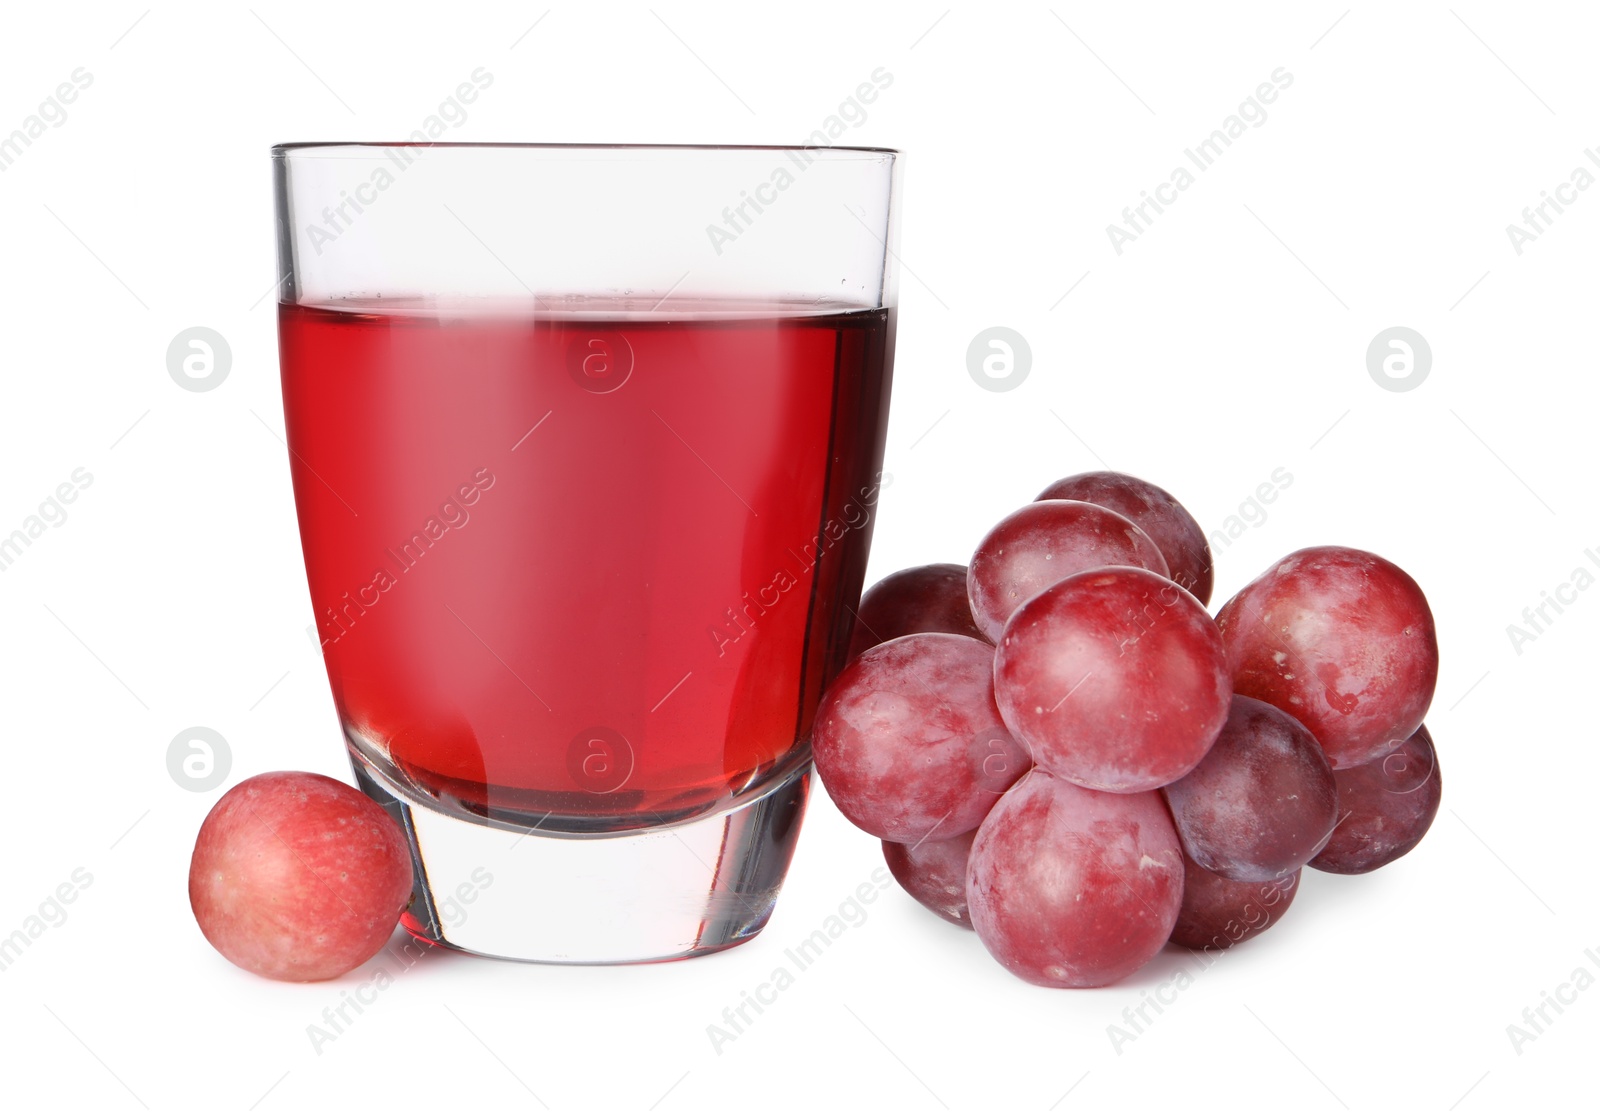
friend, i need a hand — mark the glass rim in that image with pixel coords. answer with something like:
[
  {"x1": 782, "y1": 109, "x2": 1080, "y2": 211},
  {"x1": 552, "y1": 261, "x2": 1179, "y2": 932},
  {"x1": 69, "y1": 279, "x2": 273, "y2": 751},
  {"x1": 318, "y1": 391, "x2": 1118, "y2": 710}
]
[{"x1": 273, "y1": 141, "x2": 899, "y2": 159}]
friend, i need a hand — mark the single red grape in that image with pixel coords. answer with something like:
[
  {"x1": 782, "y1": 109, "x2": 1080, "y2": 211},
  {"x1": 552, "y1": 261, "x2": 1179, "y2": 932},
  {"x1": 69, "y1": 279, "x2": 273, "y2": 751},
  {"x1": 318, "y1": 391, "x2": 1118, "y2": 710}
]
[
  {"x1": 1310, "y1": 725, "x2": 1442, "y2": 874},
  {"x1": 189, "y1": 772, "x2": 414, "y2": 982},
  {"x1": 967, "y1": 771, "x2": 1184, "y2": 988},
  {"x1": 882, "y1": 830, "x2": 977, "y2": 929},
  {"x1": 968, "y1": 500, "x2": 1168, "y2": 642},
  {"x1": 1215, "y1": 546, "x2": 1438, "y2": 769},
  {"x1": 1162, "y1": 695, "x2": 1338, "y2": 881},
  {"x1": 994, "y1": 566, "x2": 1231, "y2": 793},
  {"x1": 848, "y1": 562, "x2": 986, "y2": 659},
  {"x1": 1038, "y1": 471, "x2": 1214, "y2": 605},
  {"x1": 812, "y1": 634, "x2": 1029, "y2": 843},
  {"x1": 1169, "y1": 855, "x2": 1299, "y2": 951}
]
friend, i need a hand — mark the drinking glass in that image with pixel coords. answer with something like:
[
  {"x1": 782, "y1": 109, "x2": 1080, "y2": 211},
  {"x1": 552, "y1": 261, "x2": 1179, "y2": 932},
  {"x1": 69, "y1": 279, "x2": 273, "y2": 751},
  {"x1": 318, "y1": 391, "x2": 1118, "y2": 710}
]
[{"x1": 272, "y1": 143, "x2": 899, "y2": 962}]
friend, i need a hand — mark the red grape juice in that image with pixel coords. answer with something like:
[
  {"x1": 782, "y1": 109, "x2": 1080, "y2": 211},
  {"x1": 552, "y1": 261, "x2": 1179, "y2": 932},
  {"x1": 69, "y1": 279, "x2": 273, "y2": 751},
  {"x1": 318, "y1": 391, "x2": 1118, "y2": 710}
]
[{"x1": 278, "y1": 298, "x2": 893, "y2": 828}]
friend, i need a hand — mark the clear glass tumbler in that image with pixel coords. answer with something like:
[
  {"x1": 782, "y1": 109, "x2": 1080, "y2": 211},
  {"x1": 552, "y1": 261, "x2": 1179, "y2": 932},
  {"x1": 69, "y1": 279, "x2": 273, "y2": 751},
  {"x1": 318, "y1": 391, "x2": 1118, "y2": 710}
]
[{"x1": 271, "y1": 143, "x2": 899, "y2": 962}]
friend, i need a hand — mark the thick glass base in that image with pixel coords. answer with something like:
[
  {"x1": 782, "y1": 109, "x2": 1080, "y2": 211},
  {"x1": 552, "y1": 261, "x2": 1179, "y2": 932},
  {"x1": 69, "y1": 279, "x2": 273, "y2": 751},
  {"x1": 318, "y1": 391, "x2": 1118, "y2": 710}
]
[{"x1": 348, "y1": 742, "x2": 811, "y2": 963}]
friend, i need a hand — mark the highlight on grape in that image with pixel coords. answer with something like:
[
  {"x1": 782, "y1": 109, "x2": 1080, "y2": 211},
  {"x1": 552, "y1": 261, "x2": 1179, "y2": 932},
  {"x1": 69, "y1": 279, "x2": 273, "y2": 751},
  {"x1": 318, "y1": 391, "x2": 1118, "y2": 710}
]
[{"x1": 814, "y1": 469, "x2": 1443, "y2": 989}]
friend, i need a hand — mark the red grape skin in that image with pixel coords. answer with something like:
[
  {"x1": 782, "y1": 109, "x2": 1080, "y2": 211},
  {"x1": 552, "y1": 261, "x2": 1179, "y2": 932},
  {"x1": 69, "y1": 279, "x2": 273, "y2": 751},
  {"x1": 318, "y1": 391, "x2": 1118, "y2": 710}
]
[
  {"x1": 1162, "y1": 695, "x2": 1338, "y2": 881},
  {"x1": 882, "y1": 830, "x2": 977, "y2": 929},
  {"x1": 967, "y1": 771, "x2": 1184, "y2": 988},
  {"x1": 848, "y1": 563, "x2": 986, "y2": 660},
  {"x1": 1169, "y1": 856, "x2": 1299, "y2": 951},
  {"x1": 1311, "y1": 725, "x2": 1442, "y2": 874},
  {"x1": 968, "y1": 500, "x2": 1169, "y2": 642},
  {"x1": 993, "y1": 566, "x2": 1232, "y2": 793},
  {"x1": 189, "y1": 772, "x2": 414, "y2": 982},
  {"x1": 812, "y1": 634, "x2": 1029, "y2": 843},
  {"x1": 1038, "y1": 471, "x2": 1215, "y2": 606},
  {"x1": 1215, "y1": 546, "x2": 1438, "y2": 770}
]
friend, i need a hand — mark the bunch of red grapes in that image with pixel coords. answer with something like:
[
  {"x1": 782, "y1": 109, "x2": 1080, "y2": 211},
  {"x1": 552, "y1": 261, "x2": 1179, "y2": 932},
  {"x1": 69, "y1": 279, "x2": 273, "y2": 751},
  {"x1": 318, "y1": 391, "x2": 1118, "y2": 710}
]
[{"x1": 815, "y1": 471, "x2": 1442, "y2": 988}]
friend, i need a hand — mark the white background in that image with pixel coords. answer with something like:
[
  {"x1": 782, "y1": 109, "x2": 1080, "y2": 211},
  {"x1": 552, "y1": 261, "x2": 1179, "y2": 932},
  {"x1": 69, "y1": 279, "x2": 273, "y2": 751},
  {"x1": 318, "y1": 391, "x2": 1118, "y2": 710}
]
[{"x1": 0, "y1": 2, "x2": 1593, "y2": 1115}]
